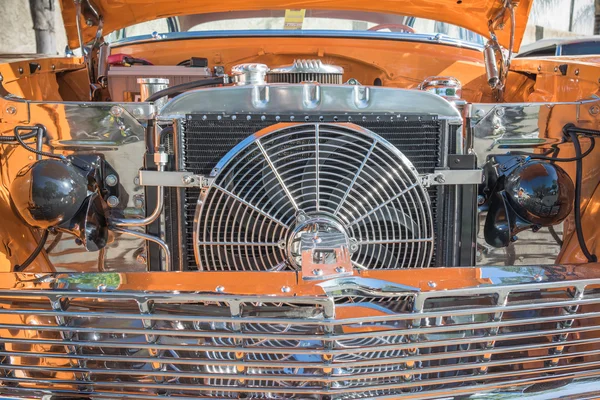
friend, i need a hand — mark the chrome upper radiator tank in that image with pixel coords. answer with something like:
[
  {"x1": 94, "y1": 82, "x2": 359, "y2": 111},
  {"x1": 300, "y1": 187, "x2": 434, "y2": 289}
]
[{"x1": 158, "y1": 84, "x2": 475, "y2": 272}]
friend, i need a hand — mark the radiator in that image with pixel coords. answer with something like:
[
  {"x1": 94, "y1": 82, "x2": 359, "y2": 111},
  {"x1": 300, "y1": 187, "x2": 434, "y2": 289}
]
[{"x1": 175, "y1": 115, "x2": 446, "y2": 270}]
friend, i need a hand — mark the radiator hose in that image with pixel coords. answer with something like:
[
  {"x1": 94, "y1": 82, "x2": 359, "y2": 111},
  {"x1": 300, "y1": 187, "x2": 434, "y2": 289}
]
[{"x1": 145, "y1": 77, "x2": 225, "y2": 103}]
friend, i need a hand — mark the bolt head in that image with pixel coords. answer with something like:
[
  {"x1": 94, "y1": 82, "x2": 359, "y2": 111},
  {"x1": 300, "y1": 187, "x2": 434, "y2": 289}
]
[
  {"x1": 106, "y1": 196, "x2": 120, "y2": 208},
  {"x1": 18, "y1": 67, "x2": 23, "y2": 74},
  {"x1": 281, "y1": 286, "x2": 291, "y2": 293},
  {"x1": 575, "y1": 69, "x2": 580, "y2": 76},
  {"x1": 182, "y1": 175, "x2": 194, "y2": 185},
  {"x1": 534, "y1": 274, "x2": 543, "y2": 282},
  {"x1": 428, "y1": 281, "x2": 437, "y2": 288},
  {"x1": 215, "y1": 285, "x2": 225, "y2": 293},
  {"x1": 110, "y1": 106, "x2": 123, "y2": 117},
  {"x1": 133, "y1": 195, "x2": 144, "y2": 209},
  {"x1": 590, "y1": 105, "x2": 600, "y2": 116},
  {"x1": 105, "y1": 174, "x2": 118, "y2": 187},
  {"x1": 5, "y1": 106, "x2": 16, "y2": 115},
  {"x1": 136, "y1": 254, "x2": 147, "y2": 264},
  {"x1": 477, "y1": 195, "x2": 486, "y2": 205},
  {"x1": 335, "y1": 267, "x2": 345, "y2": 273},
  {"x1": 312, "y1": 269, "x2": 324, "y2": 276}
]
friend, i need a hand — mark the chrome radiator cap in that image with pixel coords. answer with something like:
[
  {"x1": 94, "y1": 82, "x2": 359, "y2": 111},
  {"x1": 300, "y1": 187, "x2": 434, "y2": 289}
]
[{"x1": 231, "y1": 63, "x2": 269, "y2": 85}]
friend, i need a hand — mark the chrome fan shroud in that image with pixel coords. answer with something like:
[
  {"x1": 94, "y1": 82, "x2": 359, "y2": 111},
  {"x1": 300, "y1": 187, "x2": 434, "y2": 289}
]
[{"x1": 194, "y1": 123, "x2": 434, "y2": 271}]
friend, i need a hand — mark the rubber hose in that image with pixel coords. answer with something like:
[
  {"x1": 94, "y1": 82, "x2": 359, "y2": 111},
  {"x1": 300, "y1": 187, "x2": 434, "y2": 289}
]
[
  {"x1": 146, "y1": 77, "x2": 224, "y2": 103},
  {"x1": 569, "y1": 130, "x2": 597, "y2": 262},
  {"x1": 14, "y1": 229, "x2": 49, "y2": 272}
]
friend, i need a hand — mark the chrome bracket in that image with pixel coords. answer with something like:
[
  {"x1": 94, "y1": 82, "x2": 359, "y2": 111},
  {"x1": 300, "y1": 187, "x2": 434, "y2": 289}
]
[
  {"x1": 419, "y1": 169, "x2": 483, "y2": 187},
  {"x1": 300, "y1": 233, "x2": 354, "y2": 281},
  {"x1": 138, "y1": 170, "x2": 213, "y2": 188}
]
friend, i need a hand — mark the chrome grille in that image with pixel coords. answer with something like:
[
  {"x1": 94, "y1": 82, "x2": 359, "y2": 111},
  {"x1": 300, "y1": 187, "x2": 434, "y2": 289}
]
[
  {"x1": 194, "y1": 123, "x2": 434, "y2": 271},
  {"x1": 0, "y1": 268, "x2": 600, "y2": 399}
]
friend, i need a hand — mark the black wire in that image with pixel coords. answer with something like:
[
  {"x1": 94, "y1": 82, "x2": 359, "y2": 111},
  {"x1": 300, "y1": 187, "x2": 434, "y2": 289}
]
[
  {"x1": 0, "y1": 128, "x2": 38, "y2": 142},
  {"x1": 145, "y1": 77, "x2": 224, "y2": 103},
  {"x1": 566, "y1": 126, "x2": 600, "y2": 136},
  {"x1": 527, "y1": 136, "x2": 595, "y2": 162},
  {"x1": 548, "y1": 225, "x2": 563, "y2": 247},
  {"x1": 13, "y1": 125, "x2": 65, "y2": 160},
  {"x1": 568, "y1": 129, "x2": 597, "y2": 262},
  {"x1": 14, "y1": 229, "x2": 49, "y2": 272}
]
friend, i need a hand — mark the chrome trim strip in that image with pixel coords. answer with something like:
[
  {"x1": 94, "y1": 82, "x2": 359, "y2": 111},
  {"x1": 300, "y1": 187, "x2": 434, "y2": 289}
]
[{"x1": 109, "y1": 30, "x2": 485, "y2": 52}]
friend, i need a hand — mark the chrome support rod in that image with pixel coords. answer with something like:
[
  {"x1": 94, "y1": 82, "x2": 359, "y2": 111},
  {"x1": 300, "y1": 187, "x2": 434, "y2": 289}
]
[
  {"x1": 113, "y1": 227, "x2": 171, "y2": 272},
  {"x1": 112, "y1": 157, "x2": 166, "y2": 227}
]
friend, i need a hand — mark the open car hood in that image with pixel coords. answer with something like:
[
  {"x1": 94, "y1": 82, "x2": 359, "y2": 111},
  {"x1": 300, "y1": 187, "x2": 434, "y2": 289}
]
[{"x1": 59, "y1": 0, "x2": 532, "y2": 51}]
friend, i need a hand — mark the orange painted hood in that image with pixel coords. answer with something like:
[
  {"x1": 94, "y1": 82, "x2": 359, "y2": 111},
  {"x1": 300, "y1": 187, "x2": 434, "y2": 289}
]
[{"x1": 60, "y1": 0, "x2": 532, "y2": 51}]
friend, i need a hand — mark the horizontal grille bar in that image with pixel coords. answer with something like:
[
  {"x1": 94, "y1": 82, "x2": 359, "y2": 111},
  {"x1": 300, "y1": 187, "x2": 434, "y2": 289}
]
[
  {"x1": 1, "y1": 322, "x2": 599, "y2": 354},
  {"x1": 1, "y1": 362, "x2": 600, "y2": 394},
  {"x1": 0, "y1": 294, "x2": 598, "y2": 323},
  {"x1": 0, "y1": 338, "x2": 599, "y2": 369},
  {"x1": 0, "y1": 351, "x2": 599, "y2": 383}
]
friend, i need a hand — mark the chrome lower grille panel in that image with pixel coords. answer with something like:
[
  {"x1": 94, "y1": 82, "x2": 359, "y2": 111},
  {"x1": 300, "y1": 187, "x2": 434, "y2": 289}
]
[{"x1": 0, "y1": 266, "x2": 600, "y2": 399}]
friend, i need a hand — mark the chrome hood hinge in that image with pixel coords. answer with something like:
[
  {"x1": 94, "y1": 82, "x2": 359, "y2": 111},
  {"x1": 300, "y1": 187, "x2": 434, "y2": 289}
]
[{"x1": 484, "y1": 0, "x2": 518, "y2": 101}]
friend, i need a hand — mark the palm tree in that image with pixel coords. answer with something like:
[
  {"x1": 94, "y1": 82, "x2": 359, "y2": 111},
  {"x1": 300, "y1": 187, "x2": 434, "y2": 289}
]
[{"x1": 29, "y1": 0, "x2": 57, "y2": 54}]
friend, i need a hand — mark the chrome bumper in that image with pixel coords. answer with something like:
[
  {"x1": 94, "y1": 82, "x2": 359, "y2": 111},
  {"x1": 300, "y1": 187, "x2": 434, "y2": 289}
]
[{"x1": 0, "y1": 265, "x2": 599, "y2": 399}]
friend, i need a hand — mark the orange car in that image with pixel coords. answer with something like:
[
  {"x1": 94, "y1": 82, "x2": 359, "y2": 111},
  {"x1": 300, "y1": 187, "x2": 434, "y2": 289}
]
[{"x1": 0, "y1": 0, "x2": 600, "y2": 398}]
